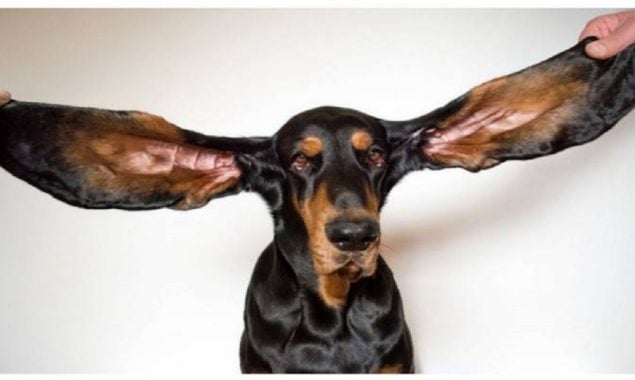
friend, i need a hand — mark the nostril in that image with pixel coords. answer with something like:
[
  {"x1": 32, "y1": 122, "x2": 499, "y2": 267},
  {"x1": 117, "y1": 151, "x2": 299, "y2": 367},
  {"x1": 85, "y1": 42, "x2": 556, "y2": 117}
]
[
  {"x1": 363, "y1": 232, "x2": 378, "y2": 245},
  {"x1": 325, "y1": 219, "x2": 379, "y2": 252}
]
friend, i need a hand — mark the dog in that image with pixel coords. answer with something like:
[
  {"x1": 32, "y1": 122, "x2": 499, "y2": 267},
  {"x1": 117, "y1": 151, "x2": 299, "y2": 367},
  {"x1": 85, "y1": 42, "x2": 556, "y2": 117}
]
[{"x1": 0, "y1": 37, "x2": 633, "y2": 373}]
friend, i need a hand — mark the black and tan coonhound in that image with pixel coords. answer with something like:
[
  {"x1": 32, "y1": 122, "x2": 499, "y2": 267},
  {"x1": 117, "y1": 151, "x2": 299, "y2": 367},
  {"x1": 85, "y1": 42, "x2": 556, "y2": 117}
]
[{"x1": 1, "y1": 38, "x2": 634, "y2": 373}]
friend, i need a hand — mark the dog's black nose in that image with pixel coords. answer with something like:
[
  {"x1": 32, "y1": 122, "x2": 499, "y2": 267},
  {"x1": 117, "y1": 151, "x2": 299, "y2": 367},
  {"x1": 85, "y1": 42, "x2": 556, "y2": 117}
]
[{"x1": 325, "y1": 219, "x2": 379, "y2": 251}]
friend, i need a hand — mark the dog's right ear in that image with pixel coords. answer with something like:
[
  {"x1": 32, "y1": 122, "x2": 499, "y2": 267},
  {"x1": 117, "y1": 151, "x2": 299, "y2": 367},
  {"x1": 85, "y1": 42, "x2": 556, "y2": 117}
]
[
  {"x1": 0, "y1": 100, "x2": 279, "y2": 210},
  {"x1": 380, "y1": 37, "x2": 635, "y2": 193}
]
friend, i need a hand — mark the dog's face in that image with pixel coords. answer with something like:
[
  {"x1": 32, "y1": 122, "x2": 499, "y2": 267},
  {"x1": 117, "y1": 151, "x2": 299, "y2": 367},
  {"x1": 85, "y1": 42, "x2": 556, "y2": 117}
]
[{"x1": 275, "y1": 107, "x2": 388, "y2": 282}]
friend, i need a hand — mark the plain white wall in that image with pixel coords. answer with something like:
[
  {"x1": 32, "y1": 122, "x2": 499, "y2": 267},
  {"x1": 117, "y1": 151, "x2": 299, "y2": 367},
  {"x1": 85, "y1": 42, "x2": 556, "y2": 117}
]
[{"x1": 0, "y1": 9, "x2": 633, "y2": 374}]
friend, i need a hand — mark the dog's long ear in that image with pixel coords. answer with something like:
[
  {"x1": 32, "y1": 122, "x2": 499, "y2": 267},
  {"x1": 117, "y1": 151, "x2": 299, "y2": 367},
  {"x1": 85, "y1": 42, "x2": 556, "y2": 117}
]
[
  {"x1": 0, "y1": 101, "x2": 278, "y2": 210},
  {"x1": 382, "y1": 38, "x2": 635, "y2": 192}
]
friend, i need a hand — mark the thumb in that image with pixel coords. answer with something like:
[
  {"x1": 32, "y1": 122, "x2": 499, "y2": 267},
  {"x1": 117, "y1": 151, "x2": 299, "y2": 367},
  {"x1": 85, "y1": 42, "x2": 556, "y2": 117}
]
[
  {"x1": 0, "y1": 90, "x2": 11, "y2": 106},
  {"x1": 585, "y1": 21, "x2": 635, "y2": 59}
]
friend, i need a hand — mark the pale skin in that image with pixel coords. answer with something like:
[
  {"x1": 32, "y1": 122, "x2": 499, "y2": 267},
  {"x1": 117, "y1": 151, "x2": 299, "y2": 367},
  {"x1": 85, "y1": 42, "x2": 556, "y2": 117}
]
[
  {"x1": 580, "y1": 9, "x2": 635, "y2": 59},
  {"x1": 0, "y1": 90, "x2": 9, "y2": 107},
  {"x1": 0, "y1": 11, "x2": 633, "y2": 105}
]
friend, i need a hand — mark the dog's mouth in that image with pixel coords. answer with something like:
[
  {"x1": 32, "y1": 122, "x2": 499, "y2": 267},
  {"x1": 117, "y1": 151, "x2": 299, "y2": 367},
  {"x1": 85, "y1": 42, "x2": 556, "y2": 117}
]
[
  {"x1": 332, "y1": 250, "x2": 378, "y2": 282},
  {"x1": 337, "y1": 261, "x2": 364, "y2": 282},
  {"x1": 310, "y1": 233, "x2": 380, "y2": 282}
]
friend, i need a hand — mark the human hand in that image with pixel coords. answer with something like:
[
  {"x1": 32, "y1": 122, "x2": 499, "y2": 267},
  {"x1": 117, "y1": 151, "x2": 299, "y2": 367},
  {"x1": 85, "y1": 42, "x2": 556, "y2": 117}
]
[
  {"x1": 579, "y1": 10, "x2": 635, "y2": 59},
  {"x1": 0, "y1": 90, "x2": 10, "y2": 106}
]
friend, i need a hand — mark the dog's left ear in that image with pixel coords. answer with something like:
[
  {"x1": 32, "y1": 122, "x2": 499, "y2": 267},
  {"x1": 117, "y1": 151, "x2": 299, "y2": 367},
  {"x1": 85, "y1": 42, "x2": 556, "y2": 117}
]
[
  {"x1": 382, "y1": 38, "x2": 635, "y2": 191},
  {"x1": 0, "y1": 100, "x2": 277, "y2": 210}
]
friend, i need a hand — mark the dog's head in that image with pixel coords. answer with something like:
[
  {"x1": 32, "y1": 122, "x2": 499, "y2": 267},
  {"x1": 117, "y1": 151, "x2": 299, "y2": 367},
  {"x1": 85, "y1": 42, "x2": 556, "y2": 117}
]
[
  {"x1": 1, "y1": 38, "x2": 632, "y2": 307},
  {"x1": 275, "y1": 107, "x2": 385, "y2": 286}
]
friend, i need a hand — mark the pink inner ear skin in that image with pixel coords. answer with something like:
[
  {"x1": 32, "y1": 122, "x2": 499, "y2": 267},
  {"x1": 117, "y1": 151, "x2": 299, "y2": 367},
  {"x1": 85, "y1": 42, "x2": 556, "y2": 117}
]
[
  {"x1": 107, "y1": 138, "x2": 239, "y2": 177},
  {"x1": 423, "y1": 107, "x2": 539, "y2": 155}
]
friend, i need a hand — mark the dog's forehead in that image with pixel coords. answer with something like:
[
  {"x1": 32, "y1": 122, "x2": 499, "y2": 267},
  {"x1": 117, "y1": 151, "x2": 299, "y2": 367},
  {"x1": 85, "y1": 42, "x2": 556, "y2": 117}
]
[{"x1": 276, "y1": 106, "x2": 382, "y2": 145}]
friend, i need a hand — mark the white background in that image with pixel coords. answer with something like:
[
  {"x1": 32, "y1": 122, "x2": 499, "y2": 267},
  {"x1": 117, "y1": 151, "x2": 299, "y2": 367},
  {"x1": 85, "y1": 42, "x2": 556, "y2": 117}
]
[{"x1": 0, "y1": 9, "x2": 634, "y2": 374}]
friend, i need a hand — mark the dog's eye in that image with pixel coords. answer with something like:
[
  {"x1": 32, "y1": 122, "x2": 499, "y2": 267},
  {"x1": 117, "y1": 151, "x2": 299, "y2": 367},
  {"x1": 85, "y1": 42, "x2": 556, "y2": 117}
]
[
  {"x1": 291, "y1": 153, "x2": 310, "y2": 172},
  {"x1": 367, "y1": 149, "x2": 385, "y2": 168}
]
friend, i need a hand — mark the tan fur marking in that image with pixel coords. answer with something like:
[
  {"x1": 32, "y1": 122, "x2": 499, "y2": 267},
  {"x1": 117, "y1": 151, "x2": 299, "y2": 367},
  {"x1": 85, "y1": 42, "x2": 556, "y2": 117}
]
[
  {"x1": 300, "y1": 136, "x2": 323, "y2": 157},
  {"x1": 379, "y1": 363, "x2": 404, "y2": 374},
  {"x1": 293, "y1": 183, "x2": 340, "y2": 275},
  {"x1": 365, "y1": 184, "x2": 380, "y2": 216},
  {"x1": 351, "y1": 130, "x2": 372, "y2": 151},
  {"x1": 318, "y1": 272, "x2": 350, "y2": 308}
]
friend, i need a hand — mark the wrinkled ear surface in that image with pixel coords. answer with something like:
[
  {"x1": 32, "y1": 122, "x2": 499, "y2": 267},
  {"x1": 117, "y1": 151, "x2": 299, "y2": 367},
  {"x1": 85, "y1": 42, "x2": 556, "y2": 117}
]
[
  {"x1": 383, "y1": 37, "x2": 635, "y2": 188},
  {"x1": 0, "y1": 101, "x2": 273, "y2": 210}
]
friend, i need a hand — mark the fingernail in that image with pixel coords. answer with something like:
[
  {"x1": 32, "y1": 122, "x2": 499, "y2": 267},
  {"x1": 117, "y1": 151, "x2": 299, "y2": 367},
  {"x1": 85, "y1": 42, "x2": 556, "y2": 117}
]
[{"x1": 587, "y1": 42, "x2": 607, "y2": 56}]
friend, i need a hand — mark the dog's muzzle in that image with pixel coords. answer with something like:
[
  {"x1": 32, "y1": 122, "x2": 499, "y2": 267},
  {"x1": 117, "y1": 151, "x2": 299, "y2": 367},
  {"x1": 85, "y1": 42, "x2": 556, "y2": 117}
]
[{"x1": 325, "y1": 218, "x2": 380, "y2": 281}]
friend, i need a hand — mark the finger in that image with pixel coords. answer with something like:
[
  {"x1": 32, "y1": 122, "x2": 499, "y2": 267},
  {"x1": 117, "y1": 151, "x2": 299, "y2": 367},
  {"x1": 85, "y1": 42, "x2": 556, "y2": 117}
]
[
  {"x1": 579, "y1": 12, "x2": 628, "y2": 41},
  {"x1": 579, "y1": 20, "x2": 607, "y2": 41},
  {"x1": 0, "y1": 90, "x2": 11, "y2": 106},
  {"x1": 585, "y1": 20, "x2": 635, "y2": 59}
]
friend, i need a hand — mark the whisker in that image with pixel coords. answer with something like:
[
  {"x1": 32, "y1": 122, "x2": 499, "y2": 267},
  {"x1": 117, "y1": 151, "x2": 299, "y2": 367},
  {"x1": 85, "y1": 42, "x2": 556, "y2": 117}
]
[{"x1": 380, "y1": 242, "x2": 398, "y2": 254}]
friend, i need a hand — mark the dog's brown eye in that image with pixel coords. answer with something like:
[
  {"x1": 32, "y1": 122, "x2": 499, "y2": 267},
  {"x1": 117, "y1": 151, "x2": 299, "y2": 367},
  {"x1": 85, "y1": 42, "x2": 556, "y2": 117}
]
[
  {"x1": 291, "y1": 154, "x2": 310, "y2": 172},
  {"x1": 367, "y1": 149, "x2": 385, "y2": 168}
]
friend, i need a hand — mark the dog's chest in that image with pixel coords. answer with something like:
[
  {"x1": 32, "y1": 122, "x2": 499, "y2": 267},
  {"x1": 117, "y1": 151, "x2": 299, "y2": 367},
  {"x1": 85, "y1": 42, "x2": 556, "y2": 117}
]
[
  {"x1": 242, "y1": 254, "x2": 411, "y2": 372},
  {"x1": 267, "y1": 295, "x2": 406, "y2": 373}
]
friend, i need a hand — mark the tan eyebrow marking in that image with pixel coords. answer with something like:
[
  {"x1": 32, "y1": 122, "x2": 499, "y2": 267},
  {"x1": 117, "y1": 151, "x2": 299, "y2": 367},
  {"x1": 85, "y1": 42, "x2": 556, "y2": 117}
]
[
  {"x1": 351, "y1": 130, "x2": 372, "y2": 151},
  {"x1": 300, "y1": 136, "x2": 323, "y2": 157}
]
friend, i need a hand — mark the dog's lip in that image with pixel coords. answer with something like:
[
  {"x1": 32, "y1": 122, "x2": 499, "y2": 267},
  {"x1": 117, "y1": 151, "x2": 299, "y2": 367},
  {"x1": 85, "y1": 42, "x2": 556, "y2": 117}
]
[
  {"x1": 327, "y1": 247, "x2": 379, "y2": 280},
  {"x1": 337, "y1": 262, "x2": 363, "y2": 282}
]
